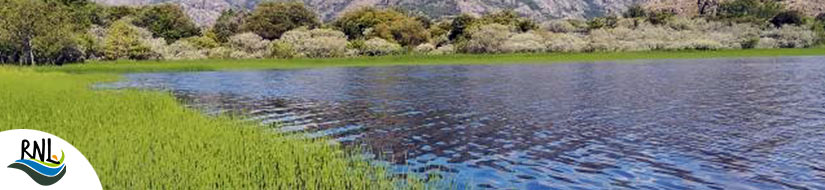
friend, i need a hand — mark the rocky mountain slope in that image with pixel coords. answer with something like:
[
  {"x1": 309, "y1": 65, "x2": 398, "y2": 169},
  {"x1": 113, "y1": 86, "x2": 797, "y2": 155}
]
[{"x1": 93, "y1": 0, "x2": 824, "y2": 26}]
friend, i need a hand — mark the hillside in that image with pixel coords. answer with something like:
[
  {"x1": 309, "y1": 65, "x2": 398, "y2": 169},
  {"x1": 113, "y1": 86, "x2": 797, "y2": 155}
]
[{"x1": 93, "y1": 0, "x2": 824, "y2": 26}]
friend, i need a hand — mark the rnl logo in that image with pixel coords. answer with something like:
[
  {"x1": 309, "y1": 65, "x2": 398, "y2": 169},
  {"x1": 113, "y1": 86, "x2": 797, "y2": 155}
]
[{"x1": 0, "y1": 129, "x2": 101, "y2": 189}]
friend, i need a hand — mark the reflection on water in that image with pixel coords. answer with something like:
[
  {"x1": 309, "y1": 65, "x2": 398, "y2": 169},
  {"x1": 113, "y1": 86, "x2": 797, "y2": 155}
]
[{"x1": 103, "y1": 57, "x2": 825, "y2": 189}]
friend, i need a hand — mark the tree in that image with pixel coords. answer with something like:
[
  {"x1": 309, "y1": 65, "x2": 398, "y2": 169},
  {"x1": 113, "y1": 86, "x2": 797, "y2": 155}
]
[
  {"x1": 462, "y1": 24, "x2": 512, "y2": 53},
  {"x1": 479, "y1": 10, "x2": 537, "y2": 32},
  {"x1": 647, "y1": 11, "x2": 675, "y2": 25},
  {"x1": 333, "y1": 7, "x2": 407, "y2": 40},
  {"x1": 0, "y1": 0, "x2": 79, "y2": 65},
  {"x1": 133, "y1": 4, "x2": 200, "y2": 42},
  {"x1": 717, "y1": 0, "x2": 784, "y2": 23},
  {"x1": 241, "y1": 2, "x2": 319, "y2": 40},
  {"x1": 448, "y1": 14, "x2": 477, "y2": 41},
  {"x1": 103, "y1": 20, "x2": 153, "y2": 60},
  {"x1": 213, "y1": 9, "x2": 246, "y2": 43},
  {"x1": 371, "y1": 18, "x2": 431, "y2": 46},
  {"x1": 333, "y1": 7, "x2": 430, "y2": 46},
  {"x1": 770, "y1": 10, "x2": 805, "y2": 28},
  {"x1": 817, "y1": 13, "x2": 825, "y2": 23},
  {"x1": 623, "y1": 4, "x2": 647, "y2": 18}
]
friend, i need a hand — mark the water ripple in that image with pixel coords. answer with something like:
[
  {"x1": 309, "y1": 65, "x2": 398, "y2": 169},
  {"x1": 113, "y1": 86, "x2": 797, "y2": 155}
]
[{"x1": 101, "y1": 56, "x2": 825, "y2": 189}]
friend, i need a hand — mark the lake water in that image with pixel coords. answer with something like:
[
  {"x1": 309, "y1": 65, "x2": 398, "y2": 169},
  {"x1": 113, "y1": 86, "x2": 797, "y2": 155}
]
[{"x1": 103, "y1": 56, "x2": 825, "y2": 189}]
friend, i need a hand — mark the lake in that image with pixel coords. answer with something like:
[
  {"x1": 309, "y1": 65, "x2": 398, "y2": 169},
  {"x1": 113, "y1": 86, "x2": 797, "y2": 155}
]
[{"x1": 102, "y1": 56, "x2": 825, "y2": 189}]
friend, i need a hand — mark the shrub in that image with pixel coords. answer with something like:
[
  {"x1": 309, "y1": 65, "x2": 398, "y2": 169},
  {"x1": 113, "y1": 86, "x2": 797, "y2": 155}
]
[
  {"x1": 81, "y1": 25, "x2": 108, "y2": 59},
  {"x1": 371, "y1": 17, "x2": 431, "y2": 46},
  {"x1": 686, "y1": 39, "x2": 725, "y2": 50},
  {"x1": 616, "y1": 18, "x2": 642, "y2": 29},
  {"x1": 544, "y1": 33, "x2": 587, "y2": 52},
  {"x1": 668, "y1": 17, "x2": 700, "y2": 31},
  {"x1": 230, "y1": 51, "x2": 252, "y2": 59},
  {"x1": 333, "y1": 7, "x2": 408, "y2": 40},
  {"x1": 588, "y1": 16, "x2": 619, "y2": 30},
  {"x1": 133, "y1": 4, "x2": 200, "y2": 42},
  {"x1": 462, "y1": 24, "x2": 512, "y2": 53},
  {"x1": 334, "y1": 7, "x2": 429, "y2": 46},
  {"x1": 275, "y1": 28, "x2": 348, "y2": 58},
  {"x1": 717, "y1": 0, "x2": 784, "y2": 23},
  {"x1": 269, "y1": 42, "x2": 295, "y2": 59},
  {"x1": 543, "y1": 20, "x2": 576, "y2": 33},
  {"x1": 448, "y1": 14, "x2": 477, "y2": 41},
  {"x1": 763, "y1": 25, "x2": 818, "y2": 48},
  {"x1": 227, "y1": 32, "x2": 270, "y2": 58},
  {"x1": 647, "y1": 11, "x2": 675, "y2": 25},
  {"x1": 362, "y1": 38, "x2": 401, "y2": 56},
  {"x1": 430, "y1": 44, "x2": 455, "y2": 55},
  {"x1": 183, "y1": 36, "x2": 219, "y2": 49},
  {"x1": 414, "y1": 43, "x2": 436, "y2": 53},
  {"x1": 478, "y1": 10, "x2": 537, "y2": 32},
  {"x1": 207, "y1": 47, "x2": 233, "y2": 59},
  {"x1": 623, "y1": 4, "x2": 647, "y2": 18},
  {"x1": 502, "y1": 32, "x2": 546, "y2": 53},
  {"x1": 103, "y1": 20, "x2": 154, "y2": 60},
  {"x1": 213, "y1": 9, "x2": 246, "y2": 43},
  {"x1": 770, "y1": 11, "x2": 805, "y2": 28},
  {"x1": 756, "y1": 37, "x2": 779, "y2": 48},
  {"x1": 741, "y1": 37, "x2": 760, "y2": 49},
  {"x1": 242, "y1": 2, "x2": 320, "y2": 40},
  {"x1": 163, "y1": 40, "x2": 206, "y2": 60}
]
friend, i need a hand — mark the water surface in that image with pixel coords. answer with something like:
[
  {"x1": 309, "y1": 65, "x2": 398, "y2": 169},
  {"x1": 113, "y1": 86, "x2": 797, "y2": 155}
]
[{"x1": 104, "y1": 57, "x2": 825, "y2": 189}]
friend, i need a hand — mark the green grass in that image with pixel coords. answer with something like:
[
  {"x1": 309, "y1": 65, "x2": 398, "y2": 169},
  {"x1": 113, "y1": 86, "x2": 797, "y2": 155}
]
[
  {"x1": 0, "y1": 67, "x2": 401, "y2": 189},
  {"x1": 41, "y1": 48, "x2": 825, "y2": 73}
]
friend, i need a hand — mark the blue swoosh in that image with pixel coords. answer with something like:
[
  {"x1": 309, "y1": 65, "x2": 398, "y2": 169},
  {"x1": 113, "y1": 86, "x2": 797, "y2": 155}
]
[{"x1": 13, "y1": 159, "x2": 65, "y2": 177}]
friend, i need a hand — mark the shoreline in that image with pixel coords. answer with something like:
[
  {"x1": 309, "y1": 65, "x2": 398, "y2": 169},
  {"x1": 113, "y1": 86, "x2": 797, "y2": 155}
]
[{"x1": 39, "y1": 48, "x2": 825, "y2": 74}]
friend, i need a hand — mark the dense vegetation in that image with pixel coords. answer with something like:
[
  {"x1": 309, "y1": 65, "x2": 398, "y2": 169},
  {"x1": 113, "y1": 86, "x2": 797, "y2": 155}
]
[{"x1": 1, "y1": 0, "x2": 824, "y2": 65}]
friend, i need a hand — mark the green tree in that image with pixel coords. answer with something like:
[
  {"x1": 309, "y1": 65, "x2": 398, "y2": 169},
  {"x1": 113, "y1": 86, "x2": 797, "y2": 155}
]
[
  {"x1": 647, "y1": 11, "x2": 675, "y2": 25},
  {"x1": 770, "y1": 10, "x2": 805, "y2": 27},
  {"x1": 448, "y1": 14, "x2": 477, "y2": 41},
  {"x1": 717, "y1": 0, "x2": 784, "y2": 23},
  {"x1": 0, "y1": 0, "x2": 80, "y2": 65},
  {"x1": 479, "y1": 10, "x2": 537, "y2": 32},
  {"x1": 103, "y1": 20, "x2": 153, "y2": 60},
  {"x1": 133, "y1": 4, "x2": 200, "y2": 42},
  {"x1": 817, "y1": 13, "x2": 825, "y2": 23},
  {"x1": 213, "y1": 9, "x2": 246, "y2": 43},
  {"x1": 371, "y1": 17, "x2": 431, "y2": 47},
  {"x1": 624, "y1": 4, "x2": 647, "y2": 18},
  {"x1": 241, "y1": 2, "x2": 319, "y2": 40},
  {"x1": 333, "y1": 7, "x2": 407, "y2": 40}
]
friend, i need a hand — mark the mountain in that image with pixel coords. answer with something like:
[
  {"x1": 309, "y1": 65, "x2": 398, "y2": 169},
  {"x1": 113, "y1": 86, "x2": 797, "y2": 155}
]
[{"x1": 93, "y1": 0, "x2": 825, "y2": 26}]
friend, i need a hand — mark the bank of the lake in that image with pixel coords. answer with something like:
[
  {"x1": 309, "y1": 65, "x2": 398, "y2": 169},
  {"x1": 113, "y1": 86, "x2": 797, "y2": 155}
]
[
  {"x1": 0, "y1": 67, "x2": 408, "y2": 189},
  {"x1": 45, "y1": 48, "x2": 825, "y2": 74}
]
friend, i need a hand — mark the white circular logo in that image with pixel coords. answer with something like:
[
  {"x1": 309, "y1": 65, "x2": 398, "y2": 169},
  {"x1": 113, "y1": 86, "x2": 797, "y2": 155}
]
[{"x1": 0, "y1": 129, "x2": 102, "y2": 189}]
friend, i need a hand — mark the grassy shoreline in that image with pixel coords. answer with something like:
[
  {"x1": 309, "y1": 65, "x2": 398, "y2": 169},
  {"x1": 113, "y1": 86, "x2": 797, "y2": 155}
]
[
  {"x1": 0, "y1": 67, "x2": 400, "y2": 189},
  {"x1": 42, "y1": 48, "x2": 825, "y2": 73}
]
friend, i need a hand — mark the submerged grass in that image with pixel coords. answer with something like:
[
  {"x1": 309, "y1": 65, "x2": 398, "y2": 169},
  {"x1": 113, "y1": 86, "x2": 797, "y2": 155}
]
[
  {"x1": 42, "y1": 48, "x2": 825, "y2": 73},
  {"x1": 0, "y1": 67, "x2": 403, "y2": 189}
]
